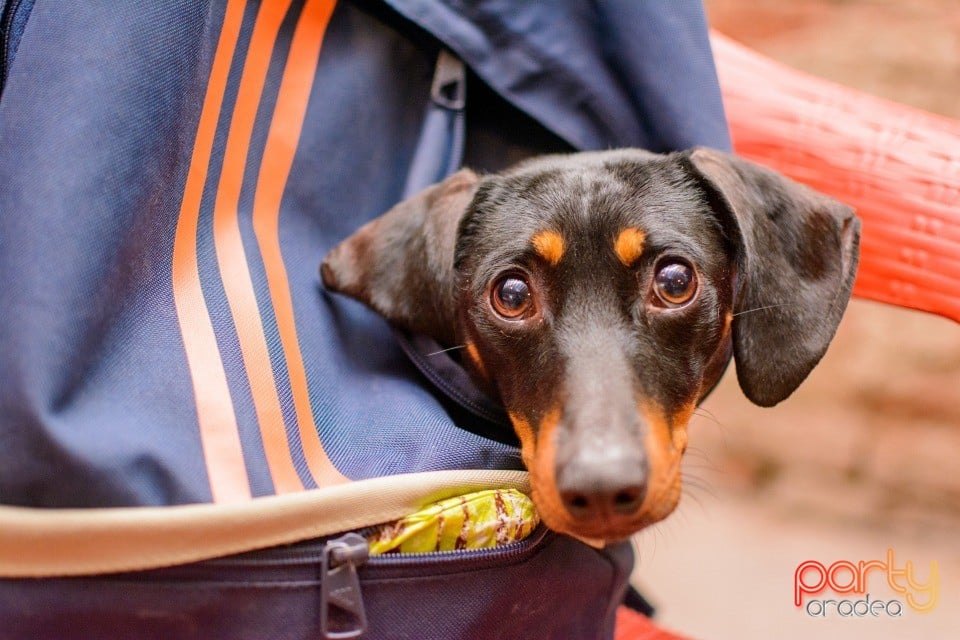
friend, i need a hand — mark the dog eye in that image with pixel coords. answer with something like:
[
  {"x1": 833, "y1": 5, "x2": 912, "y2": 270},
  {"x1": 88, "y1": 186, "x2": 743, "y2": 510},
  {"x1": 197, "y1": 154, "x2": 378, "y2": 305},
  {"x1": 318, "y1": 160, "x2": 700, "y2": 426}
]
[
  {"x1": 654, "y1": 262, "x2": 697, "y2": 306},
  {"x1": 491, "y1": 276, "x2": 533, "y2": 319}
]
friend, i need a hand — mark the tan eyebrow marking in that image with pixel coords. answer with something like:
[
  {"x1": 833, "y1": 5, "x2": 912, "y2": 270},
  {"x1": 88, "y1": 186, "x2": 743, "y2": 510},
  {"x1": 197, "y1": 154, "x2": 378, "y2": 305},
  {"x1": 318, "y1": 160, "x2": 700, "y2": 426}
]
[
  {"x1": 531, "y1": 230, "x2": 565, "y2": 266},
  {"x1": 614, "y1": 227, "x2": 646, "y2": 266}
]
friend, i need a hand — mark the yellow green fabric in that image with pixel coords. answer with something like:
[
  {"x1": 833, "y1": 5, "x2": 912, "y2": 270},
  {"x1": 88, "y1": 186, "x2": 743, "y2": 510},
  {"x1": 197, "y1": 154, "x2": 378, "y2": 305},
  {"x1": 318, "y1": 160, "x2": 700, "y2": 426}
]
[{"x1": 367, "y1": 489, "x2": 539, "y2": 554}]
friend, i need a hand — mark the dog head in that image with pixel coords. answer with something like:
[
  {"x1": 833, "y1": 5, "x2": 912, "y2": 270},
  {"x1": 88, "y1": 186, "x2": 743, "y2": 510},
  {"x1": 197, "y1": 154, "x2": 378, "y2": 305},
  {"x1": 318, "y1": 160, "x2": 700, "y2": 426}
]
[{"x1": 321, "y1": 148, "x2": 860, "y2": 541}]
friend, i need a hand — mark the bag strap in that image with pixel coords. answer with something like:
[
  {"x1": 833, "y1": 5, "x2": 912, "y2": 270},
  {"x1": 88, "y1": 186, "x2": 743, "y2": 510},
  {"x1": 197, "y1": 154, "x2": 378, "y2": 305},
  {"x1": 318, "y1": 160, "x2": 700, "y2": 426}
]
[{"x1": 0, "y1": 469, "x2": 529, "y2": 578}]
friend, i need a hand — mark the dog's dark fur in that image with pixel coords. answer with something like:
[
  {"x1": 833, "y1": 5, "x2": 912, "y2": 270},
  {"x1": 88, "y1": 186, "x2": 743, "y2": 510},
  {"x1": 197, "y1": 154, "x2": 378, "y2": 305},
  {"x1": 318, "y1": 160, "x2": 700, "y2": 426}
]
[{"x1": 321, "y1": 148, "x2": 860, "y2": 541}]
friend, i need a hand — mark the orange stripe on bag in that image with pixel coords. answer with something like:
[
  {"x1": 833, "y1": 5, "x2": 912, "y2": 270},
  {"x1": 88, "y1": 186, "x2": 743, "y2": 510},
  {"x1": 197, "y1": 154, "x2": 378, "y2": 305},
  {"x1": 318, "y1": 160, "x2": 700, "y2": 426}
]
[
  {"x1": 211, "y1": 0, "x2": 305, "y2": 494},
  {"x1": 171, "y1": 0, "x2": 252, "y2": 503},
  {"x1": 251, "y1": 0, "x2": 347, "y2": 487}
]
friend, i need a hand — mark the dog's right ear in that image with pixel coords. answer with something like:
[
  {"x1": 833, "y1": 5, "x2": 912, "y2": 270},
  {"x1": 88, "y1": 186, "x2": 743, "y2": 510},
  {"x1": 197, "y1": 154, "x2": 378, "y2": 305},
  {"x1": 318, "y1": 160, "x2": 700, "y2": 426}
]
[{"x1": 321, "y1": 169, "x2": 480, "y2": 346}]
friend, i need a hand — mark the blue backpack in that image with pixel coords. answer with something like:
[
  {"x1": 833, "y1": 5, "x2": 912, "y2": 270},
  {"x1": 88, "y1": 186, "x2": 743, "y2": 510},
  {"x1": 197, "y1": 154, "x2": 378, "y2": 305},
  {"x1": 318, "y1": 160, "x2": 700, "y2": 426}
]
[{"x1": 0, "y1": 1, "x2": 729, "y2": 638}]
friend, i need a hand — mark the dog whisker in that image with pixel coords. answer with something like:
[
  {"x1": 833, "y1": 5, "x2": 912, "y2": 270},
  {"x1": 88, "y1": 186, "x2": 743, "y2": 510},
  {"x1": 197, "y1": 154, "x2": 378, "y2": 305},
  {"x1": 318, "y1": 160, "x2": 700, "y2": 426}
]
[
  {"x1": 425, "y1": 344, "x2": 467, "y2": 357},
  {"x1": 680, "y1": 453, "x2": 710, "y2": 466},
  {"x1": 692, "y1": 407, "x2": 726, "y2": 430},
  {"x1": 681, "y1": 463, "x2": 722, "y2": 476},
  {"x1": 683, "y1": 480, "x2": 717, "y2": 502},
  {"x1": 682, "y1": 444, "x2": 712, "y2": 459},
  {"x1": 638, "y1": 522, "x2": 664, "y2": 561},
  {"x1": 731, "y1": 302, "x2": 793, "y2": 317},
  {"x1": 681, "y1": 460, "x2": 717, "y2": 473},
  {"x1": 630, "y1": 529, "x2": 664, "y2": 566},
  {"x1": 684, "y1": 454, "x2": 725, "y2": 478},
  {"x1": 682, "y1": 474, "x2": 719, "y2": 502},
  {"x1": 682, "y1": 446, "x2": 722, "y2": 469},
  {"x1": 693, "y1": 406, "x2": 719, "y2": 423},
  {"x1": 692, "y1": 410, "x2": 731, "y2": 443}
]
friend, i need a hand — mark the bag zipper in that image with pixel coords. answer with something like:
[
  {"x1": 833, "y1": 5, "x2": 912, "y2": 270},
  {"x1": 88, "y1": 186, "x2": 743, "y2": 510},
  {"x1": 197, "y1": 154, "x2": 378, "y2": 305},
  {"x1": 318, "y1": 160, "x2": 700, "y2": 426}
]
[
  {"x1": 197, "y1": 525, "x2": 550, "y2": 639},
  {"x1": 151, "y1": 526, "x2": 551, "y2": 638},
  {"x1": 205, "y1": 523, "x2": 550, "y2": 569},
  {"x1": 429, "y1": 47, "x2": 466, "y2": 175},
  {"x1": 99, "y1": 525, "x2": 549, "y2": 638},
  {"x1": 320, "y1": 533, "x2": 369, "y2": 640},
  {"x1": 0, "y1": 0, "x2": 25, "y2": 93},
  {"x1": 401, "y1": 48, "x2": 467, "y2": 198},
  {"x1": 314, "y1": 526, "x2": 550, "y2": 639}
]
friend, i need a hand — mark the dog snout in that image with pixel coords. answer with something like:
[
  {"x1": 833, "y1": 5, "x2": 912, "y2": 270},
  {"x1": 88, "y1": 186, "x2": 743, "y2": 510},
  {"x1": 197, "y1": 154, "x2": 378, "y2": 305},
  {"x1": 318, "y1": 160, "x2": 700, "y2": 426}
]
[{"x1": 556, "y1": 450, "x2": 648, "y2": 521}]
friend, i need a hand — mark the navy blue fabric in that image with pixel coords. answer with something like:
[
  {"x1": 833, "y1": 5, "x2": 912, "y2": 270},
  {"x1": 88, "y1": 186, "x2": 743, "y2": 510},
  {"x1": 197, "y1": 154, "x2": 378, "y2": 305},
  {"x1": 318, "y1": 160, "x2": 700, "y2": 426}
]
[
  {"x1": 0, "y1": 1, "x2": 219, "y2": 507},
  {"x1": 0, "y1": 529, "x2": 633, "y2": 640},
  {"x1": 0, "y1": 1, "x2": 519, "y2": 507},
  {"x1": 385, "y1": 0, "x2": 731, "y2": 153},
  {"x1": 0, "y1": 1, "x2": 727, "y2": 637},
  {"x1": 0, "y1": 0, "x2": 729, "y2": 509}
]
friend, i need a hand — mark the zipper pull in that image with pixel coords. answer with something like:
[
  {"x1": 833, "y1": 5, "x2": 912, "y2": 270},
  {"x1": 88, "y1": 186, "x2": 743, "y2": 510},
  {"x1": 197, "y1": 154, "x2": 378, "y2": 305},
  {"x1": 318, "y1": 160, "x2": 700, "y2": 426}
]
[
  {"x1": 430, "y1": 48, "x2": 466, "y2": 111},
  {"x1": 402, "y1": 48, "x2": 467, "y2": 197},
  {"x1": 320, "y1": 533, "x2": 369, "y2": 640}
]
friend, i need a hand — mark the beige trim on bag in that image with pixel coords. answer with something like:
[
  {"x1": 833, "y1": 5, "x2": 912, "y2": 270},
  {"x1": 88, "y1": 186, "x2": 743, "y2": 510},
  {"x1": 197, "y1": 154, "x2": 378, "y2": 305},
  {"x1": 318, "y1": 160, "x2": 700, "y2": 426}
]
[{"x1": 0, "y1": 469, "x2": 530, "y2": 578}]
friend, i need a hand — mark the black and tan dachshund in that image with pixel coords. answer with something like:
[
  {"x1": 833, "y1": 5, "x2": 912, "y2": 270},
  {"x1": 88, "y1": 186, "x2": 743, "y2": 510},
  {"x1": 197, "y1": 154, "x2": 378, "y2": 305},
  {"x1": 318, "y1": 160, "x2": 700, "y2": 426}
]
[{"x1": 321, "y1": 148, "x2": 860, "y2": 541}]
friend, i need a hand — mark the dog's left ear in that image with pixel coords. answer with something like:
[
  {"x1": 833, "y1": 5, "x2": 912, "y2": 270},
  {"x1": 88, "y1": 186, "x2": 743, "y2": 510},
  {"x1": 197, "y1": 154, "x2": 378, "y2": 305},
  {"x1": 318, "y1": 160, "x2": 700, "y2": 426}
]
[
  {"x1": 683, "y1": 148, "x2": 860, "y2": 407},
  {"x1": 321, "y1": 169, "x2": 480, "y2": 346}
]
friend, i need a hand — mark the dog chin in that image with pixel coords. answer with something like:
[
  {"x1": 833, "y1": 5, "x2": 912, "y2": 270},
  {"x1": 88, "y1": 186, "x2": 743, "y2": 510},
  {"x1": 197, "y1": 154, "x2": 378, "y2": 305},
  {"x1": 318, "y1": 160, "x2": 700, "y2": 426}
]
[
  {"x1": 532, "y1": 486, "x2": 683, "y2": 543},
  {"x1": 538, "y1": 508, "x2": 673, "y2": 543}
]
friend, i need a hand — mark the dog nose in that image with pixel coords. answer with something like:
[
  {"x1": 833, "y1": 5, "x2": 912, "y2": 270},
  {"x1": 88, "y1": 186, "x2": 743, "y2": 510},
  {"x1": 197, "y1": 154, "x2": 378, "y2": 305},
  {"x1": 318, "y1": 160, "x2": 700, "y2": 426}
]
[{"x1": 557, "y1": 454, "x2": 648, "y2": 520}]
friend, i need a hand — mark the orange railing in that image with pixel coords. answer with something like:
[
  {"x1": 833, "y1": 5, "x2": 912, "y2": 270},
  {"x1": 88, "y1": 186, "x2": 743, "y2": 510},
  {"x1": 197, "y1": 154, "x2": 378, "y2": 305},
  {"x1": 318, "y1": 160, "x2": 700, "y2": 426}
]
[{"x1": 713, "y1": 32, "x2": 960, "y2": 323}]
